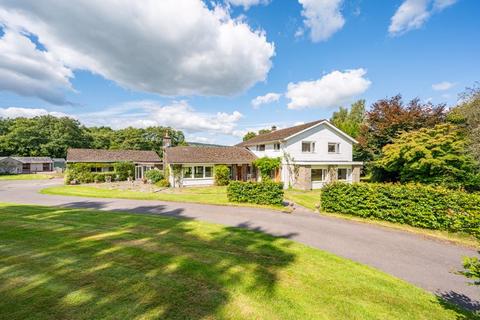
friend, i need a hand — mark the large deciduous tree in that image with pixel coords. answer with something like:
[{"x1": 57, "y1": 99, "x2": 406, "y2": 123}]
[
  {"x1": 375, "y1": 123, "x2": 480, "y2": 190},
  {"x1": 330, "y1": 100, "x2": 365, "y2": 138},
  {"x1": 357, "y1": 95, "x2": 446, "y2": 163}
]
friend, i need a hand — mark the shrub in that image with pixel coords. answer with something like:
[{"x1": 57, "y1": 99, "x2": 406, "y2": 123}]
[
  {"x1": 214, "y1": 165, "x2": 230, "y2": 186},
  {"x1": 461, "y1": 257, "x2": 480, "y2": 285},
  {"x1": 321, "y1": 182, "x2": 480, "y2": 237},
  {"x1": 145, "y1": 169, "x2": 164, "y2": 183},
  {"x1": 93, "y1": 172, "x2": 115, "y2": 183},
  {"x1": 155, "y1": 179, "x2": 170, "y2": 188},
  {"x1": 227, "y1": 181, "x2": 284, "y2": 206},
  {"x1": 253, "y1": 157, "x2": 281, "y2": 180},
  {"x1": 113, "y1": 162, "x2": 135, "y2": 181}
]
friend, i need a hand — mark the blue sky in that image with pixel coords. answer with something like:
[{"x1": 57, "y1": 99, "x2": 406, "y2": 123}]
[{"x1": 0, "y1": 0, "x2": 478, "y2": 145}]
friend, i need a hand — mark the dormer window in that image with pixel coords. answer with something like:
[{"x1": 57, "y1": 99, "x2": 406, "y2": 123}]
[
  {"x1": 328, "y1": 143, "x2": 340, "y2": 154},
  {"x1": 302, "y1": 141, "x2": 315, "y2": 153},
  {"x1": 274, "y1": 143, "x2": 280, "y2": 151},
  {"x1": 256, "y1": 144, "x2": 265, "y2": 151}
]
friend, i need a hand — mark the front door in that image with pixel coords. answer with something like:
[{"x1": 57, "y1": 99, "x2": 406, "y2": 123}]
[
  {"x1": 236, "y1": 165, "x2": 242, "y2": 180},
  {"x1": 135, "y1": 166, "x2": 143, "y2": 180}
]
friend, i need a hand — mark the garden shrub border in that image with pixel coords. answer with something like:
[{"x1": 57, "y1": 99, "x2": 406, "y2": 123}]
[
  {"x1": 321, "y1": 182, "x2": 480, "y2": 237},
  {"x1": 227, "y1": 180, "x2": 284, "y2": 206}
]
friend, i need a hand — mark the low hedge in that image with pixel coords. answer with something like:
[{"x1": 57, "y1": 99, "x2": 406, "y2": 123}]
[
  {"x1": 321, "y1": 182, "x2": 480, "y2": 237},
  {"x1": 145, "y1": 169, "x2": 164, "y2": 183},
  {"x1": 227, "y1": 181, "x2": 284, "y2": 206}
]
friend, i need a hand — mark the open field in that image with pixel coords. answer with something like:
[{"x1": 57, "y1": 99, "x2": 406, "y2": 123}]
[{"x1": 0, "y1": 203, "x2": 475, "y2": 320}]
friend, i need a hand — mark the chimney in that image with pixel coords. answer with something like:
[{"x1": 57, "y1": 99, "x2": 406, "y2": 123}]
[
  {"x1": 271, "y1": 125, "x2": 277, "y2": 131},
  {"x1": 163, "y1": 131, "x2": 171, "y2": 149}
]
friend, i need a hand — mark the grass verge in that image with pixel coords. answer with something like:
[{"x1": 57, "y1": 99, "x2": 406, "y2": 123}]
[
  {"x1": 0, "y1": 202, "x2": 475, "y2": 320},
  {"x1": 0, "y1": 174, "x2": 54, "y2": 181},
  {"x1": 285, "y1": 189, "x2": 479, "y2": 249},
  {"x1": 40, "y1": 185, "x2": 288, "y2": 212}
]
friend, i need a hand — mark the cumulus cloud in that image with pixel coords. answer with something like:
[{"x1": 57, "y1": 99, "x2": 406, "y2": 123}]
[
  {"x1": 0, "y1": 0, "x2": 274, "y2": 99},
  {"x1": 286, "y1": 68, "x2": 371, "y2": 109},
  {"x1": 389, "y1": 0, "x2": 457, "y2": 36},
  {"x1": 0, "y1": 28, "x2": 73, "y2": 104},
  {"x1": 78, "y1": 100, "x2": 243, "y2": 135},
  {"x1": 0, "y1": 107, "x2": 68, "y2": 118},
  {"x1": 298, "y1": 0, "x2": 345, "y2": 42},
  {"x1": 251, "y1": 92, "x2": 281, "y2": 108},
  {"x1": 432, "y1": 81, "x2": 455, "y2": 91},
  {"x1": 226, "y1": 0, "x2": 270, "y2": 10}
]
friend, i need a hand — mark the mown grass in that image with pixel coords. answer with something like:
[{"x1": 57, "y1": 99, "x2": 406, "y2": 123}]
[
  {"x1": 40, "y1": 185, "x2": 288, "y2": 211},
  {"x1": 0, "y1": 203, "x2": 475, "y2": 320},
  {"x1": 0, "y1": 174, "x2": 53, "y2": 181},
  {"x1": 285, "y1": 189, "x2": 480, "y2": 249}
]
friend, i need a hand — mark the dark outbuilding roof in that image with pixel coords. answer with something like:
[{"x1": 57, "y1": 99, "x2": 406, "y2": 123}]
[
  {"x1": 236, "y1": 120, "x2": 325, "y2": 146},
  {"x1": 67, "y1": 148, "x2": 161, "y2": 163},
  {"x1": 12, "y1": 157, "x2": 53, "y2": 163},
  {"x1": 165, "y1": 146, "x2": 257, "y2": 164}
]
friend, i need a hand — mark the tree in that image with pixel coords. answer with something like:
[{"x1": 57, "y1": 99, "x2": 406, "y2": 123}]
[
  {"x1": 375, "y1": 123, "x2": 480, "y2": 190},
  {"x1": 253, "y1": 157, "x2": 281, "y2": 180},
  {"x1": 330, "y1": 100, "x2": 365, "y2": 138},
  {"x1": 357, "y1": 95, "x2": 446, "y2": 163},
  {"x1": 448, "y1": 84, "x2": 480, "y2": 163},
  {"x1": 243, "y1": 128, "x2": 271, "y2": 142},
  {"x1": 243, "y1": 131, "x2": 257, "y2": 141}
]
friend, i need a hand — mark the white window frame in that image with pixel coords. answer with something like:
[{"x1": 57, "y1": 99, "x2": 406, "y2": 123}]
[
  {"x1": 328, "y1": 142, "x2": 340, "y2": 154},
  {"x1": 183, "y1": 165, "x2": 214, "y2": 179},
  {"x1": 273, "y1": 143, "x2": 281, "y2": 151},
  {"x1": 301, "y1": 141, "x2": 315, "y2": 153},
  {"x1": 337, "y1": 168, "x2": 351, "y2": 181}
]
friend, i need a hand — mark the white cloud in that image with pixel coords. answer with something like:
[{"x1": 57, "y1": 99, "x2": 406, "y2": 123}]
[
  {"x1": 0, "y1": 0, "x2": 274, "y2": 98},
  {"x1": 78, "y1": 100, "x2": 243, "y2": 135},
  {"x1": 251, "y1": 92, "x2": 281, "y2": 108},
  {"x1": 0, "y1": 107, "x2": 68, "y2": 118},
  {"x1": 389, "y1": 0, "x2": 457, "y2": 36},
  {"x1": 286, "y1": 68, "x2": 371, "y2": 109},
  {"x1": 0, "y1": 28, "x2": 73, "y2": 104},
  {"x1": 298, "y1": 0, "x2": 345, "y2": 42},
  {"x1": 226, "y1": 0, "x2": 270, "y2": 10},
  {"x1": 432, "y1": 81, "x2": 455, "y2": 91}
]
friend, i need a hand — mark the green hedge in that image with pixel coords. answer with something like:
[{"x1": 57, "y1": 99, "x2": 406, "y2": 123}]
[
  {"x1": 145, "y1": 169, "x2": 164, "y2": 183},
  {"x1": 321, "y1": 182, "x2": 480, "y2": 237},
  {"x1": 227, "y1": 181, "x2": 284, "y2": 206},
  {"x1": 214, "y1": 165, "x2": 230, "y2": 186},
  {"x1": 65, "y1": 162, "x2": 134, "y2": 184}
]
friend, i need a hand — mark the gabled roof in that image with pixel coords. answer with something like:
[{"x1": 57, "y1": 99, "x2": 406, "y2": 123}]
[
  {"x1": 12, "y1": 157, "x2": 53, "y2": 163},
  {"x1": 236, "y1": 119, "x2": 357, "y2": 146},
  {"x1": 67, "y1": 148, "x2": 161, "y2": 163},
  {"x1": 165, "y1": 146, "x2": 257, "y2": 164}
]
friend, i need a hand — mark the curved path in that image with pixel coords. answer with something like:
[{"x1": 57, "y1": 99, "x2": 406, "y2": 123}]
[{"x1": 1, "y1": 179, "x2": 479, "y2": 311}]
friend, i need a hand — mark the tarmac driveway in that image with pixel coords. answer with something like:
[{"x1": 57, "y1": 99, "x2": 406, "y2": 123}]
[{"x1": 0, "y1": 179, "x2": 479, "y2": 311}]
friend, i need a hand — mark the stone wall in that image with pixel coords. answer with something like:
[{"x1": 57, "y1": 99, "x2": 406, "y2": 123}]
[{"x1": 293, "y1": 165, "x2": 312, "y2": 190}]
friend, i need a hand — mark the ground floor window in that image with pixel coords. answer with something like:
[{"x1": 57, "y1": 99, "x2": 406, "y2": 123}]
[
  {"x1": 337, "y1": 168, "x2": 351, "y2": 180},
  {"x1": 183, "y1": 165, "x2": 213, "y2": 179},
  {"x1": 312, "y1": 168, "x2": 327, "y2": 181}
]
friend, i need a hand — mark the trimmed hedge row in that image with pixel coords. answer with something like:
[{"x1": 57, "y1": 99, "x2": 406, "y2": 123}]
[
  {"x1": 321, "y1": 182, "x2": 480, "y2": 237},
  {"x1": 65, "y1": 162, "x2": 135, "y2": 184},
  {"x1": 227, "y1": 181, "x2": 284, "y2": 206}
]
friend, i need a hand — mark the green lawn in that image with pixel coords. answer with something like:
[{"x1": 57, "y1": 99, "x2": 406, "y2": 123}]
[
  {"x1": 0, "y1": 174, "x2": 53, "y2": 181},
  {"x1": 0, "y1": 203, "x2": 474, "y2": 320},
  {"x1": 40, "y1": 185, "x2": 287, "y2": 211}
]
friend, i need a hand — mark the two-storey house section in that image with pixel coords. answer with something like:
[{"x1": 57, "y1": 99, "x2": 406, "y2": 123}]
[{"x1": 236, "y1": 120, "x2": 362, "y2": 190}]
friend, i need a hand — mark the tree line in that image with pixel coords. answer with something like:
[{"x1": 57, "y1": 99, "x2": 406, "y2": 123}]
[{"x1": 0, "y1": 116, "x2": 185, "y2": 158}]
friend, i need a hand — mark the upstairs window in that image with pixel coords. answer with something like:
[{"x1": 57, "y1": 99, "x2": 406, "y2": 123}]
[
  {"x1": 256, "y1": 144, "x2": 265, "y2": 151},
  {"x1": 328, "y1": 143, "x2": 340, "y2": 154},
  {"x1": 302, "y1": 141, "x2": 315, "y2": 153},
  {"x1": 274, "y1": 143, "x2": 281, "y2": 151}
]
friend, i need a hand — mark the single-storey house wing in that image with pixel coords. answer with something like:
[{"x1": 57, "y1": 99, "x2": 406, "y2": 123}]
[
  {"x1": 66, "y1": 148, "x2": 162, "y2": 180},
  {"x1": 164, "y1": 146, "x2": 257, "y2": 187}
]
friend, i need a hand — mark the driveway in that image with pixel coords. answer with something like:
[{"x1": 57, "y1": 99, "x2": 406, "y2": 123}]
[{"x1": 0, "y1": 179, "x2": 479, "y2": 311}]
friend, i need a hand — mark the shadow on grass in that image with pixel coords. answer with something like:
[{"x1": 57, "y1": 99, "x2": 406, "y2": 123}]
[{"x1": 0, "y1": 204, "x2": 296, "y2": 319}]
